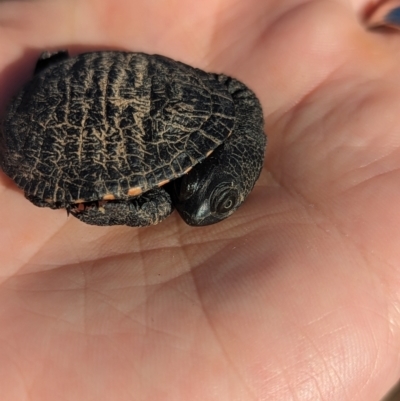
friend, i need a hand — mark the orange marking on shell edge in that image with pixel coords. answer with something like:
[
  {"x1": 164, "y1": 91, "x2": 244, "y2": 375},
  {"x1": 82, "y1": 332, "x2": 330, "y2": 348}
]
[
  {"x1": 78, "y1": 203, "x2": 85, "y2": 211},
  {"x1": 158, "y1": 179, "x2": 170, "y2": 187},
  {"x1": 74, "y1": 199, "x2": 86, "y2": 204},
  {"x1": 206, "y1": 149, "x2": 213, "y2": 157},
  {"x1": 183, "y1": 166, "x2": 192, "y2": 174},
  {"x1": 128, "y1": 187, "x2": 143, "y2": 196},
  {"x1": 102, "y1": 194, "x2": 116, "y2": 201}
]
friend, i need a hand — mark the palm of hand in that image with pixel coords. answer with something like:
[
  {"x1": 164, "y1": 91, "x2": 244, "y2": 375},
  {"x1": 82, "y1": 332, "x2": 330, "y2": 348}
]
[{"x1": 0, "y1": 1, "x2": 399, "y2": 400}]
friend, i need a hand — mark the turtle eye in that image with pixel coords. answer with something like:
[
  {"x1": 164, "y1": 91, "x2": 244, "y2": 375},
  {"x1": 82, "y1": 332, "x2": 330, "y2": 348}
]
[
  {"x1": 177, "y1": 169, "x2": 199, "y2": 201},
  {"x1": 210, "y1": 183, "x2": 239, "y2": 215}
]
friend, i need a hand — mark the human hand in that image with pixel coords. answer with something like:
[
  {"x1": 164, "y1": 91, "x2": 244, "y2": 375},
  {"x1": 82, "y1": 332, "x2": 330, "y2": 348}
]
[{"x1": 0, "y1": 1, "x2": 399, "y2": 400}]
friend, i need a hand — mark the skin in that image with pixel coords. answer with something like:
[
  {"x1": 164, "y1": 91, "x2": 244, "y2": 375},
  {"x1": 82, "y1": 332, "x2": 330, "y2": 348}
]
[{"x1": 0, "y1": 0, "x2": 400, "y2": 400}]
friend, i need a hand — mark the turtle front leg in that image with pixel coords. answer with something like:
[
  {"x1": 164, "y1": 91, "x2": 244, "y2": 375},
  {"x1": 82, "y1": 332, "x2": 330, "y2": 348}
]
[
  {"x1": 69, "y1": 188, "x2": 173, "y2": 227},
  {"x1": 34, "y1": 50, "x2": 70, "y2": 74}
]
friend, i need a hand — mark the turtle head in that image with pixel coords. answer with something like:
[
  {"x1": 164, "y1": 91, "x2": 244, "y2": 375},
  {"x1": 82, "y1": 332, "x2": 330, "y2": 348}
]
[
  {"x1": 170, "y1": 148, "x2": 245, "y2": 226},
  {"x1": 170, "y1": 75, "x2": 266, "y2": 226}
]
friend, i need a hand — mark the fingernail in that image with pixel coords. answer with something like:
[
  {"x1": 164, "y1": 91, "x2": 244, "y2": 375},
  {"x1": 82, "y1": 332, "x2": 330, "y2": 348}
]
[{"x1": 384, "y1": 6, "x2": 400, "y2": 25}]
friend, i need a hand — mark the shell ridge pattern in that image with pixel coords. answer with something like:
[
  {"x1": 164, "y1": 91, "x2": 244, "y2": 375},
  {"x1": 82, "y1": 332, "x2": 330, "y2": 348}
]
[
  {"x1": 111, "y1": 54, "x2": 136, "y2": 197},
  {"x1": 1, "y1": 52, "x2": 236, "y2": 205},
  {"x1": 24, "y1": 74, "x2": 62, "y2": 200},
  {"x1": 101, "y1": 54, "x2": 124, "y2": 195},
  {"x1": 120, "y1": 53, "x2": 152, "y2": 195}
]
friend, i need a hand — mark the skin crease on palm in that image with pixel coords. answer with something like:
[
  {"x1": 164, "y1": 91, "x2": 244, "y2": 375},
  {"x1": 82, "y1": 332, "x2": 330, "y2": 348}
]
[{"x1": 2, "y1": 0, "x2": 400, "y2": 399}]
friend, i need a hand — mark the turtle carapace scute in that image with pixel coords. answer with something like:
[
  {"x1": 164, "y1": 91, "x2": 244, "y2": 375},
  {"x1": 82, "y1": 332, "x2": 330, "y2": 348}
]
[{"x1": 0, "y1": 51, "x2": 266, "y2": 227}]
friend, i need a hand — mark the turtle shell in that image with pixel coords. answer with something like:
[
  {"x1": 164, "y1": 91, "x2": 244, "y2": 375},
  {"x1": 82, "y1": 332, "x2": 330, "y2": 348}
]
[{"x1": 1, "y1": 52, "x2": 236, "y2": 206}]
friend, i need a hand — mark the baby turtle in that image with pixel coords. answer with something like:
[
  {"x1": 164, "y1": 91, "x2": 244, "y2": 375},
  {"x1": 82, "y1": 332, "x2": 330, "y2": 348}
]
[{"x1": 0, "y1": 51, "x2": 266, "y2": 227}]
